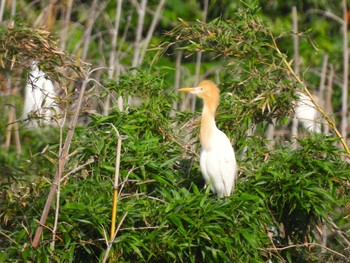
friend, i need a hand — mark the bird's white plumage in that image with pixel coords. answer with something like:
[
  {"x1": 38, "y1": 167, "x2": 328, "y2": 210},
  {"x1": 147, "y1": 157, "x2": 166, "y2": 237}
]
[
  {"x1": 200, "y1": 128, "x2": 237, "y2": 197},
  {"x1": 23, "y1": 62, "x2": 59, "y2": 127},
  {"x1": 294, "y1": 91, "x2": 321, "y2": 133},
  {"x1": 179, "y1": 80, "x2": 237, "y2": 197}
]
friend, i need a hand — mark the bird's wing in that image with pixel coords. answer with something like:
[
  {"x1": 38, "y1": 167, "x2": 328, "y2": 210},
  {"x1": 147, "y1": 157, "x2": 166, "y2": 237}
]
[
  {"x1": 201, "y1": 131, "x2": 237, "y2": 197},
  {"x1": 217, "y1": 131, "x2": 237, "y2": 196}
]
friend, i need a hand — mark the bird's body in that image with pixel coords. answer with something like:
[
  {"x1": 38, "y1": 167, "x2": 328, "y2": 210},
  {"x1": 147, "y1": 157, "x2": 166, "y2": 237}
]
[
  {"x1": 180, "y1": 80, "x2": 237, "y2": 197},
  {"x1": 294, "y1": 91, "x2": 321, "y2": 133},
  {"x1": 23, "y1": 62, "x2": 59, "y2": 127}
]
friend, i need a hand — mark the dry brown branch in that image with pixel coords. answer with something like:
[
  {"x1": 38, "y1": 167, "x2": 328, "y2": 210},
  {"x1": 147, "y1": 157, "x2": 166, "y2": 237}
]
[
  {"x1": 32, "y1": 69, "x2": 91, "y2": 248},
  {"x1": 60, "y1": 158, "x2": 95, "y2": 181},
  {"x1": 265, "y1": 242, "x2": 348, "y2": 260},
  {"x1": 329, "y1": 217, "x2": 350, "y2": 249}
]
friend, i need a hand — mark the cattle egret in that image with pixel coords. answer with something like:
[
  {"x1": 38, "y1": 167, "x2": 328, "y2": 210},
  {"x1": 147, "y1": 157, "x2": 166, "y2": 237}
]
[
  {"x1": 179, "y1": 80, "x2": 237, "y2": 197},
  {"x1": 23, "y1": 62, "x2": 60, "y2": 127},
  {"x1": 294, "y1": 91, "x2": 321, "y2": 133}
]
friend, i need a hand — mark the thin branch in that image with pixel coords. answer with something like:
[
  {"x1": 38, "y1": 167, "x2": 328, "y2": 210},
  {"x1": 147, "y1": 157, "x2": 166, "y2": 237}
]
[
  {"x1": 329, "y1": 217, "x2": 350, "y2": 249},
  {"x1": 270, "y1": 35, "x2": 350, "y2": 157},
  {"x1": 102, "y1": 212, "x2": 128, "y2": 263},
  {"x1": 0, "y1": 230, "x2": 18, "y2": 245},
  {"x1": 306, "y1": 8, "x2": 344, "y2": 25},
  {"x1": 60, "y1": 157, "x2": 95, "y2": 181},
  {"x1": 119, "y1": 224, "x2": 169, "y2": 231},
  {"x1": 50, "y1": 109, "x2": 68, "y2": 250},
  {"x1": 265, "y1": 242, "x2": 348, "y2": 259}
]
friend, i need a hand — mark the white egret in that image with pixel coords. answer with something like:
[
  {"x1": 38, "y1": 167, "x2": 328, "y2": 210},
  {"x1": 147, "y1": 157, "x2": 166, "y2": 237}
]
[
  {"x1": 294, "y1": 91, "x2": 321, "y2": 133},
  {"x1": 179, "y1": 80, "x2": 237, "y2": 197},
  {"x1": 23, "y1": 62, "x2": 60, "y2": 127}
]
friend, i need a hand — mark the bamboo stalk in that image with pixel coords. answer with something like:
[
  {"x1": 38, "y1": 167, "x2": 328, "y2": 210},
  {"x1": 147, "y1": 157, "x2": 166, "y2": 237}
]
[
  {"x1": 50, "y1": 110, "x2": 67, "y2": 250},
  {"x1": 82, "y1": 0, "x2": 102, "y2": 60},
  {"x1": 324, "y1": 65, "x2": 335, "y2": 135},
  {"x1": 0, "y1": 0, "x2": 5, "y2": 22},
  {"x1": 291, "y1": 6, "x2": 299, "y2": 143},
  {"x1": 169, "y1": 50, "x2": 182, "y2": 117},
  {"x1": 12, "y1": 108, "x2": 21, "y2": 155},
  {"x1": 11, "y1": 0, "x2": 16, "y2": 16},
  {"x1": 109, "y1": 125, "x2": 123, "y2": 241},
  {"x1": 318, "y1": 54, "x2": 328, "y2": 108},
  {"x1": 132, "y1": 0, "x2": 147, "y2": 68},
  {"x1": 191, "y1": 0, "x2": 208, "y2": 113},
  {"x1": 341, "y1": 0, "x2": 349, "y2": 142},
  {"x1": 60, "y1": 0, "x2": 73, "y2": 51},
  {"x1": 5, "y1": 106, "x2": 14, "y2": 152},
  {"x1": 138, "y1": 0, "x2": 166, "y2": 64}
]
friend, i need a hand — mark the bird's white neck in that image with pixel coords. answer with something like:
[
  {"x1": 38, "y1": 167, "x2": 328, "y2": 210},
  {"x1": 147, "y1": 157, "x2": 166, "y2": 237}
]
[{"x1": 200, "y1": 99, "x2": 218, "y2": 149}]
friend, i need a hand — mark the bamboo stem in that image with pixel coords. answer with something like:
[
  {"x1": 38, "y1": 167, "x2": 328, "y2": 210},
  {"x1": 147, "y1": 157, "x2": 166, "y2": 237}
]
[
  {"x1": 291, "y1": 6, "x2": 299, "y2": 143},
  {"x1": 12, "y1": 108, "x2": 21, "y2": 155},
  {"x1": 5, "y1": 106, "x2": 14, "y2": 152},
  {"x1": 0, "y1": 0, "x2": 5, "y2": 22},
  {"x1": 110, "y1": 126, "x2": 123, "y2": 241},
  {"x1": 191, "y1": 0, "x2": 208, "y2": 113},
  {"x1": 138, "y1": 0, "x2": 166, "y2": 64},
  {"x1": 170, "y1": 50, "x2": 182, "y2": 117},
  {"x1": 60, "y1": 0, "x2": 73, "y2": 51},
  {"x1": 50, "y1": 110, "x2": 67, "y2": 250},
  {"x1": 104, "y1": 0, "x2": 123, "y2": 115},
  {"x1": 132, "y1": 0, "x2": 147, "y2": 67},
  {"x1": 324, "y1": 65, "x2": 335, "y2": 135},
  {"x1": 341, "y1": 0, "x2": 349, "y2": 142},
  {"x1": 82, "y1": 0, "x2": 100, "y2": 60}
]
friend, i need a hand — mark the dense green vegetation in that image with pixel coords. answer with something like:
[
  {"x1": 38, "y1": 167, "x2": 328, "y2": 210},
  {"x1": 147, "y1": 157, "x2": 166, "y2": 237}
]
[{"x1": 1, "y1": 0, "x2": 350, "y2": 262}]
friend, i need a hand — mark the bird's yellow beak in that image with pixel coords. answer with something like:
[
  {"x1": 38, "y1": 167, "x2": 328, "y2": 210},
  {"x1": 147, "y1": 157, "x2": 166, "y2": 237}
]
[{"x1": 179, "y1": 87, "x2": 197, "y2": 93}]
